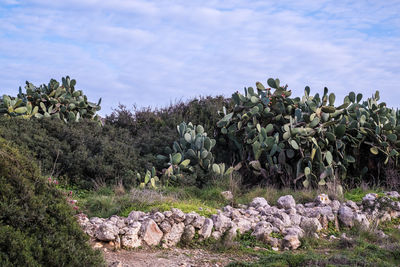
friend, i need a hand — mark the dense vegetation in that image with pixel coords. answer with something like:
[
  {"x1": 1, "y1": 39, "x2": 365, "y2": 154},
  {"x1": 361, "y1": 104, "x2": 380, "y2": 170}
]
[
  {"x1": 216, "y1": 79, "x2": 400, "y2": 190},
  {"x1": 1, "y1": 77, "x2": 400, "y2": 191},
  {"x1": 1, "y1": 75, "x2": 400, "y2": 266},
  {"x1": 0, "y1": 138, "x2": 104, "y2": 266},
  {"x1": 0, "y1": 76, "x2": 101, "y2": 123}
]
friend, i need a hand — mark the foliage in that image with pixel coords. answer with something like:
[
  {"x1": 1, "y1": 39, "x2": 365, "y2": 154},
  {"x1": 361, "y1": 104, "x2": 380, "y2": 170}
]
[
  {"x1": 0, "y1": 76, "x2": 101, "y2": 123},
  {"x1": 217, "y1": 78, "x2": 400, "y2": 188},
  {"x1": 0, "y1": 138, "x2": 104, "y2": 266},
  {"x1": 106, "y1": 96, "x2": 233, "y2": 169},
  {"x1": 0, "y1": 117, "x2": 140, "y2": 189}
]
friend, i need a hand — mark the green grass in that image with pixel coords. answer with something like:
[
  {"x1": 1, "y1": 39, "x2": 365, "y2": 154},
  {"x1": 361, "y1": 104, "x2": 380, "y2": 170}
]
[
  {"x1": 229, "y1": 224, "x2": 400, "y2": 267},
  {"x1": 344, "y1": 187, "x2": 385, "y2": 202},
  {"x1": 120, "y1": 199, "x2": 217, "y2": 217}
]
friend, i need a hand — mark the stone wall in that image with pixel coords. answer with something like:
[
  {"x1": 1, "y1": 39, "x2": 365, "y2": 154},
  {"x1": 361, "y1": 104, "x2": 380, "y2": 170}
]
[{"x1": 77, "y1": 191, "x2": 400, "y2": 251}]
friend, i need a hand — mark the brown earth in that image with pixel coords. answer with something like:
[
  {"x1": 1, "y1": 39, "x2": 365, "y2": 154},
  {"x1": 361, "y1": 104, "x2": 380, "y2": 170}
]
[{"x1": 102, "y1": 246, "x2": 257, "y2": 267}]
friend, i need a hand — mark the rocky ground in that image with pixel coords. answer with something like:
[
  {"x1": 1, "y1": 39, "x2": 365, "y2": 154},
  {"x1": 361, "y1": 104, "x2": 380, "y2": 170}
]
[{"x1": 103, "y1": 246, "x2": 257, "y2": 267}]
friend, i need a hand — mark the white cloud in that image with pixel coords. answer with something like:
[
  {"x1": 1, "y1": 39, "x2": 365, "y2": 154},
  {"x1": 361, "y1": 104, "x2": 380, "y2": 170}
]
[{"x1": 0, "y1": 0, "x2": 399, "y2": 115}]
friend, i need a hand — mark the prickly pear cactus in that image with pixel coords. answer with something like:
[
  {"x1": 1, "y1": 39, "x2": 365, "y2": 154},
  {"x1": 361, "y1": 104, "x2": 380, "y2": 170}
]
[
  {"x1": 217, "y1": 78, "x2": 400, "y2": 188},
  {"x1": 0, "y1": 76, "x2": 102, "y2": 123}
]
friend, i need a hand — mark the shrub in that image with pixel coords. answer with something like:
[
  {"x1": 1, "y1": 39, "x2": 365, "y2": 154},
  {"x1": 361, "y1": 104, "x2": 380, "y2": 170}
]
[
  {"x1": 0, "y1": 138, "x2": 104, "y2": 266},
  {"x1": 0, "y1": 117, "x2": 140, "y2": 188}
]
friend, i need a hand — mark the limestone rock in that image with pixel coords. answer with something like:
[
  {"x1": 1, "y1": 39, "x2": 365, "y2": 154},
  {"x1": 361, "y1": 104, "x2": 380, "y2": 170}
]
[
  {"x1": 121, "y1": 222, "x2": 142, "y2": 249},
  {"x1": 152, "y1": 212, "x2": 165, "y2": 223},
  {"x1": 300, "y1": 217, "x2": 322, "y2": 233},
  {"x1": 283, "y1": 234, "x2": 301, "y2": 250},
  {"x1": 233, "y1": 217, "x2": 252, "y2": 234},
  {"x1": 140, "y1": 219, "x2": 163, "y2": 246},
  {"x1": 95, "y1": 222, "x2": 119, "y2": 241},
  {"x1": 338, "y1": 206, "x2": 354, "y2": 227},
  {"x1": 277, "y1": 195, "x2": 296, "y2": 210},
  {"x1": 199, "y1": 218, "x2": 213, "y2": 238},
  {"x1": 250, "y1": 197, "x2": 269, "y2": 208},
  {"x1": 171, "y1": 208, "x2": 186, "y2": 223},
  {"x1": 192, "y1": 215, "x2": 205, "y2": 229},
  {"x1": 162, "y1": 222, "x2": 185, "y2": 248},
  {"x1": 181, "y1": 225, "x2": 195, "y2": 243},
  {"x1": 212, "y1": 214, "x2": 231, "y2": 233}
]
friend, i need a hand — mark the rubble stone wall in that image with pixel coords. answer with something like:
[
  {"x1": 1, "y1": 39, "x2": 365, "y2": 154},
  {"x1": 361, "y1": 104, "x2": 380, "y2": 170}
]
[{"x1": 77, "y1": 191, "x2": 400, "y2": 251}]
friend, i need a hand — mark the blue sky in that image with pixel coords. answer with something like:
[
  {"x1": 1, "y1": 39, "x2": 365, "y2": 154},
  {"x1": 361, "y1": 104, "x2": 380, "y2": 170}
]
[{"x1": 0, "y1": 0, "x2": 399, "y2": 116}]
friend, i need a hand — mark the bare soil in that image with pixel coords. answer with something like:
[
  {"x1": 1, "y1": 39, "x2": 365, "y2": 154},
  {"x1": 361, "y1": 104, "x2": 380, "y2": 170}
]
[{"x1": 103, "y1": 247, "x2": 257, "y2": 267}]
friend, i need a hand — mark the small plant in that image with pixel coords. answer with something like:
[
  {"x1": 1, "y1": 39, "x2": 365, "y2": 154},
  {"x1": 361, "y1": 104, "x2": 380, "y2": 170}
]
[{"x1": 137, "y1": 167, "x2": 160, "y2": 189}]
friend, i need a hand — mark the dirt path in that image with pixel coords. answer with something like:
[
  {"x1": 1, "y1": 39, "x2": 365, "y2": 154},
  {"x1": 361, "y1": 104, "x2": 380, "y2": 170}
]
[{"x1": 103, "y1": 247, "x2": 257, "y2": 267}]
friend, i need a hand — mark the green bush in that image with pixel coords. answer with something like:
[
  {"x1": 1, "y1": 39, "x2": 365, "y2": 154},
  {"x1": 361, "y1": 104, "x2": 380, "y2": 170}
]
[
  {"x1": 0, "y1": 138, "x2": 104, "y2": 266},
  {"x1": 0, "y1": 117, "x2": 140, "y2": 188}
]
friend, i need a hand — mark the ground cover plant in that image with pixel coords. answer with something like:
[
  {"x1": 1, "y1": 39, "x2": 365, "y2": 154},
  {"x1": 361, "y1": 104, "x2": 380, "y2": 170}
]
[{"x1": 0, "y1": 138, "x2": 104, "y2": 266}]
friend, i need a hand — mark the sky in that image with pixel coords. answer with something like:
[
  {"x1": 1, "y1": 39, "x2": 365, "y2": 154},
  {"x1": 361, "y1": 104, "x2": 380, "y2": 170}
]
[{"x1": 0, "y1": 0, "x2": 399, "y2": 116}]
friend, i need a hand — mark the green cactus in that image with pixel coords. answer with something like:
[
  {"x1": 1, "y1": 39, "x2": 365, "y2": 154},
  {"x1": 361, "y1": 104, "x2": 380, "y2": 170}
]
[
  {"x1": 217, "y1": 77, "x2": 400, "y2": 189},
  {"x1": 0, "y1": 76, "x2": 101, "y2": 123}
]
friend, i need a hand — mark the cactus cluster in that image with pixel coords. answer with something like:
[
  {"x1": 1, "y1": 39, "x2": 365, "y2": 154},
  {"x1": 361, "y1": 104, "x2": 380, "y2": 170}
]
[
  {"x1": 157, "y1": 122, "x2": 225, "y2": 184},
  {"x1": 137, "y1": 167, "x2": 160, "y2": 189},
  {"x1": 0, "y1": 76, "x2": 101, "y2": 123},
  {"x1": 217, "y1": 78, "x2": 400, "y2": 188}
]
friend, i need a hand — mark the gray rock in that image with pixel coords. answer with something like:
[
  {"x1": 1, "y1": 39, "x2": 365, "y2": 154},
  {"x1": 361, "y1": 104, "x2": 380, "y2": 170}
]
[
  {"x1": 345, "y1": 200, "x2": 359, "y2": 211},
  {"x1": 181, "y1": 225, "x2": 196, "y2": 243},
  {"x1": 283, "y1": 226, "x2": 304, "y2": 238},
  {"x1": 192, "y1": 215, "x2": 205, "y2": 229},
  {"x1": 128, "y1": 211, "x2": 145, "y2": 222},
  {"x1": 318, "y1": 206, "x2": 335, "y2": 221},
  {"x1": 184, "y1": 211, "x2": 198, "y2": 225},
  {"x1": 140, "y1": 219, "x2": 163, "y2": 246},
  {"x1": 300, "y1": 217, "x2": 322, "y2": 233},
  {"x1": 121, "y1": 222, "x2": 142, "y2": 249},
  {"x1": 162, "y1": 222, "x2": 185, "y2": 248},
  {"x1": 95, "y1": 222, "x2": 119, "y2": 241},
  {"x1": 159, "y1": 220, "x2": 172, "y2": 233},
  {"x1": 90, "y1": 217, "x2": 104, "y2": 225},
  {"x1": 251, "y1": 221, "x2": 273, "y2": 241},
  {"x1": 152, "y1": 212, "x2": 165, "y2": 223},
  {"x1": 274, "y1": 212, "x2": 291, "y2": 227},
  {"x1": 163, "y1": 210, "x2": 172, "y2": 218},
  {"x1": 303, "y1": 208, "x2": 321, "y2": 219},
  {"x1": 212, "y1": 214, "x2": 232, "y2": 233},
  {"x1": 266, "y1": 216, "x2": 285, "y2": 231},
  {"x1": 338, "y1": 206, "x2": 354, "y2": 227},
  {"x1": 211, "y1": 231, "x2": 223, "y2": 240},
  {"x1": 289, "y1": 214, "x2": 302, "y2": 226},
  {"x1": 329, "y1": 200, "x2": 341, "y2": 213},
  {"x1": 250, "y1": 197, "x2": 270, "y2": 208},
  {"x1": 353, "y1": 212, "x2": 370, "y2": 229},
  {"x1": 386, "y1": 191, "x2": 400, "y2": 199},
  {"x1": 233, "y1": 217, "x2": 252, "y2": 234},
  {"x1": 277, "y1": 195, "x2": 296, "y2": 209},
  {"x1": 171, "y1": 208, "x2": 186, "y2": 223},
  {"x1": 199, "y1": 218, "x2": 213, "y2": 238},
  {"x1": 283, "y1": 234, "x2": 301, "y2": 250}
]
